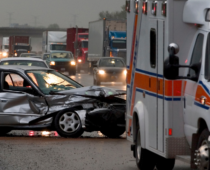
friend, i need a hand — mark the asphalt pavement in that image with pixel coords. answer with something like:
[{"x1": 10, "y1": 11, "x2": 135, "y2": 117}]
[{"x1": 0, "y1": 72, "x2": 191, "y2": 170}]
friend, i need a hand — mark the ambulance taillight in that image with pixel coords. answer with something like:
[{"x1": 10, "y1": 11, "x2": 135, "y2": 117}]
[
  {"x1": 162, "y1": 1, "x2": 167, "y2": 17},
  {"x1": 142, "y1": 1, "x2": 147, "y2": 15},
  {"x1": 126, "y1": 0, "x2": 130, "y2": 13},
  {"x1": 206, "y1": 9, "x2": 210, "y2": 21},
  {"x1": 135, "y1": 0, "x2": 139, "y2": 14},
  {"x1": 152, "y1": 1, "x2": 157, "y2": 16}
]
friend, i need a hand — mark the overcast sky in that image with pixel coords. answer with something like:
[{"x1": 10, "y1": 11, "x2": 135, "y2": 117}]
[{"x1": 0, "y1": 0, "x2": 124, "y2": 28}]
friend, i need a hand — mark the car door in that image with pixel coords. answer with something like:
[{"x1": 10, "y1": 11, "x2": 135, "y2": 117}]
[{"x1": 0, "y1": 71, "x2": 48, "y2": 125}]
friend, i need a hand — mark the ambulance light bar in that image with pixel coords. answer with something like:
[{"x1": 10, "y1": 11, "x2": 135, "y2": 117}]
[
  {"x1": 206, "y1": 9, "x2": 210, "y2": 21},
  {"x1": 162, "y1": 1, "x2": 167, "y2": 17},
  {"x1": 151, "y1": 1, "x2": 157, "y2": 16},
  {"x1": 135, "y1": 0, "x2": 139, "y2": 14},
  {"x1": 142, "y1": 1, "x2": 147, "y2": 15},
  {"x1": 126, "y1": 0, "x2": 130, "y2": 13}
]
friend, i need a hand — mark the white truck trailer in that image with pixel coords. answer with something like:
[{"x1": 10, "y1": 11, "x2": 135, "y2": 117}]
[
  {"x1": 126, "y1": 0, "x2": 210, "y2": 169},
  {"x1": 88, "y1": 19, "x2": 126, "y2": 73},
  {"x1": 42, "y1": 31, "x2": 67, "y2": 53},
  {"x1": 0, "y1": 37, "x2": 9, "y2": 58}
]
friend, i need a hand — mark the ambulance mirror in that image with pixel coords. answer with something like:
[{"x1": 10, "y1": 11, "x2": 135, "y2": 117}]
[
  {"x1": 164, "y1": 56, "x2": 179, "y2": 80},
  {"x1": 168, "y1": 43, "x2": 179, "y2": 55}
]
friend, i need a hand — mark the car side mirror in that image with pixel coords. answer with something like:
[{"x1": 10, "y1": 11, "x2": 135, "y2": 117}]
[
  {"x1": 164, "y1": 43, "x2": 180, "y2": 80},
  {"x1": 164, "y1": 43, "x2": 200, "y2": 81}
]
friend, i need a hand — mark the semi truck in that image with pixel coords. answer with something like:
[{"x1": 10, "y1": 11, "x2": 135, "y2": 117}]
[
  {"x1": 42, "y1": 31, "x2": 67, "y2": 53},
  {"x1": 88, "y1": 18, "x2": 126, "y2": 73},
  {"x1": 66, "y1": 28, "x2": 89, "y2": 73},
  {"x1": 126, "y1": 0, "x2": 210, "y2": 170},
  {"x1": 9, "y1": 36, "x2": 31, "y2": 57},
  {"x1": 0, "y1": 37, "x2": 9, "y2": 58}
]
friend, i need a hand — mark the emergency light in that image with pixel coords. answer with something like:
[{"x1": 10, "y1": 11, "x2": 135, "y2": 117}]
[
  {"x1": 135, "y1": 0, "x2": 139, "y2": 14},
  {"x1": 151, "y1": 1, "x2": 157, "y2": 16},
  {"x1": 142, "y1": 1, "x2": 147, "y2": 15},
  {"x1": 126, "y1": 0, "x2": 130, "y2": 13},
  {"x1": 206, "y1": 9, "x2": 210, "y2": 21},
  {"x1": 162, "y1": 1, "x2": 167, "y2": 17}
]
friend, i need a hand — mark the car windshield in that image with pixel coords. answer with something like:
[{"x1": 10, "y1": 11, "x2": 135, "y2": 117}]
[
  {"x1": 20, "y1": 53, "x2": 36, "y2": 57},
  {"x1": 0, "y1": 60, "x2": 47, "y2": 68},
  {"x1": 79, "y1": 35, "x2": 88, "y2": 39},
  {"x1": 14, "y1": 45, "x2": 30, "y2": 50},
  {"x1": 99, "y1": 58, "x2": 125, "y2": 67},
  {"x1": 112, "y1": 40, "x2": 126, "y2": 49},
  {"x1": 82, "y1": 41, "x2": 88, "y2": 48},
  {"x1": 26, "y1": 70, "x2": 82, "y2": 95},
  {"x1": 4, "y1": 45, "x2": 9, "y2": 49},
  {"x1": 50, "y1": 44, "x2": 66, "y2": 51},
  {"x1": 51, "y1": 52, "x2": 73, "y2": 59}
]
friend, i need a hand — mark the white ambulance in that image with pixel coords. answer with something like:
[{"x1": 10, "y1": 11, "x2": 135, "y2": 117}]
[{"x1": 126, "y1": 0, "x2": 210, "y2": 169}]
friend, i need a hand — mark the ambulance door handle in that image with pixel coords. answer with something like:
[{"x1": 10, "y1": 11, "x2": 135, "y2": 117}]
[{"x1": 158, "y1": 80, "x2": 160, "y2": 91}]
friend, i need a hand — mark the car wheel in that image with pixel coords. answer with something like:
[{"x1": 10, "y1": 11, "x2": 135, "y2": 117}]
[
  {"x1": 135, "y1": 129, "x2": 156, "y2": 170},
  {"x1": 54, "y1": 110, "x2": 84, "y2": 138},
  {"x1": 194, "y1": 129, "x2": 210, "y2": 170},
  {"x1": 100, "y1": 126, "x2": 125, "y2": 138},
  {"x1": 0, "y1": 128, "x2": 11, "y2": 136}
]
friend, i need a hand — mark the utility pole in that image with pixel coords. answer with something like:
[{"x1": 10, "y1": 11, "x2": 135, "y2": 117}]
[
  {"x1": 7, "y1": 12, "x2": 14, "y2": 26},
  {"x1": 32, "y1": 16, "x2": 38, "y2": 27},
  {"x1": 72, "y1": 14, "x2": 78, "y2": 26}
]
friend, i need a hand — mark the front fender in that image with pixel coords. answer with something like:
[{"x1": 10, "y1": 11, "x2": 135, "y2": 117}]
[{"x1": 133, "y1": 101, "x2": 146, "y2": 148}]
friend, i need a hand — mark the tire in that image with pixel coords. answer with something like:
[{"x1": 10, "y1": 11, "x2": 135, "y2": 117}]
[
  {"x1": 195, "y1": 129, "x2": 210, "y2": 170},
  {"x1": 135, "y1": 129, "x2": 156, "y2": 170},
  {"x1": 0, "y1": 128, "x2": 11, "y2": 136},
  {"x1": 77, "y1": 67, "x2": 81, "y2": 73},
  {"x1": 156, "y1": 156, "x2": 175, "y2": 170},
  {"x1": 96, "y1": 77, "x2": 101, "y2": 86},
  {"x1": 100, "y1": 126, "x2": 125, "y2": 138},
  {"x1": 54, "y1": 110, "x2": 84, "y2": 138}
]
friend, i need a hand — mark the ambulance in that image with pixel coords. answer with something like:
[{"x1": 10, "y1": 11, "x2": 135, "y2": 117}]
[{"x1": 126, "y1": 0, "x2": 210, "y2": 169}]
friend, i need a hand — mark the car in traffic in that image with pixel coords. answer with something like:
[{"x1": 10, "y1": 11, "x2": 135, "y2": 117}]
[
  {"x1": 43, "y1": 51, "x2": 76, "y2": 75},
  {"x1": 93, "y1": 57, "x2": 127, "y2": 85},
  {"x1": 0, "y1": 57, "x2": 49, "y2": 68},
  {"x1": 19, "y1": 53, "x2": 36, "y2": 57},
  {"x1": 0, "y1": 66, "x2": 125, "y2": 138}
]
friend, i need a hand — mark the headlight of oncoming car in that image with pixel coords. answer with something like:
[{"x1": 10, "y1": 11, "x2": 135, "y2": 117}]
[
  {"x1": 3, "y1": 52, "x2": 7, "y2": 57},
  {"x1": 50, "y1": 61, "x2": 55, "y2": 66},
  {"x1": 124, "y1": 70, "x2": 127, "y2": 75},
  {"x1": 78, "y1": 59, "x2": 82, "y2": 63},
  {"x1": 99, "y1": 70, "x2": 105, "y2": 75},
  {"x1": 71, "y1": 61, "x2": 76, "y2": 65}
]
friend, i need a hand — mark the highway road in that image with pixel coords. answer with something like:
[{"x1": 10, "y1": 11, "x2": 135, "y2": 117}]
[{"x1": 1, "y1": 72, "x2": 191, "y2": 170}]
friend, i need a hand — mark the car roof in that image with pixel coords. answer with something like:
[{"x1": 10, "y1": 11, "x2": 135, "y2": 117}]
[
  {"x1": 0, "y1": 65, "x2": 52, "y2": 72},
  {"x1": 0, "y1": 57, "x2": 44, "y2": 61},
  {"x1": 50, "y1": 51, "x2": 73, "y2": 53}
]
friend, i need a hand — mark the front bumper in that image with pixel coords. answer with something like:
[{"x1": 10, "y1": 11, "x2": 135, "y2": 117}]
[
  {"x1": 50, "y1": 62, "x2": 76, "y2": 72},
  {"x1": 97, "y1": 73, "x2": 126, "y2": 82}
]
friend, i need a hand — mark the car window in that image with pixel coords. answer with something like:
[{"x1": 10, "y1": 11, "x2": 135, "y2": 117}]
[
  {"x1": 26, "y1": 70, "x2": 82, "y2": 95},
  {"x1": 0, "y1": 60, "x2": 47, "y2": 68},
  {"x1": 3, "y1": 73, "x2": 35, "y2": 94},
  {"x1": 51, "y1": 53, "x2": 73, "y2": 59},
  {"x1": 99, "y1": 58, "x2": 125, "y2": 67},
  {"x1": 43, "y1": 54, "x2": 50, "y2": 60}
]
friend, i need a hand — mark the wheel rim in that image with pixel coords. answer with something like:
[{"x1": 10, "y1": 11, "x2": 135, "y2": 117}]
[
  {"x1": 195, "y1": 140, "x2": 210, "y2": 170},
  {"x1": 59, "y1": 112, "x2": 81, "y2": 133},
  {"x1": 136, "y1": 130, "x2": 141, "y2": 161}
]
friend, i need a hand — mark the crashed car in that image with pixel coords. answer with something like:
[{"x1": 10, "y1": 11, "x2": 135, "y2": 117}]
[{"x1": 0, "y1": 66, "x2": 125, "y2": 138}]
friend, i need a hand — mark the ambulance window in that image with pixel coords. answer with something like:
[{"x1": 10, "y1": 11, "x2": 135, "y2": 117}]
[
  {"x1": 189, "y1": 34, "x2": 204, "y2": 78},
  {"x1": 205, "y1": 33, "x2": 210, "y2": 79},
  {"x1": 150, "y1": 29, "x2": 156, "y2": 68}
]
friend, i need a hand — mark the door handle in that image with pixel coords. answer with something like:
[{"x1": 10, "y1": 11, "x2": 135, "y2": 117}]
[{"x1": 1, "y1": 99, "x2": 7, "y2": 103}]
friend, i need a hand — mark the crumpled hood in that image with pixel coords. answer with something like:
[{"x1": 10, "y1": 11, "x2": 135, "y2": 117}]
[{"x1": 60, "y1": 86, "x2": 125, "y2": 98}]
